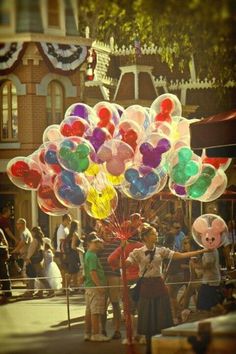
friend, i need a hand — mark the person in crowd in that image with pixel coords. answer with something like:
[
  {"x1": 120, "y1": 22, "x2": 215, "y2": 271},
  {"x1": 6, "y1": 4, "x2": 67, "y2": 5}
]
[
  {"x1": 63, "y1": 220, "x2": 81, "y2": 291},
  {"x1": 84, "y1": 232, "x2": 110, "y2": 342},
  {"x1": 197, "y1": 248, "x2": 224, "y2": 312},
  {"x1": 54, "y1": 214, "x2": 72, "y2": 290},
  {"x1": 108, "y1": 231, "x2": 143, "y2": 344},
  {"x1": 0, "y1": 228, "x2": 12, "y2": 304},
  {"x1": 98, "y1": 220, "x2": 122, "y2": 340},
  {"x1": 125, "y1": 223, "x2": 209, "y2": 354},
  {"x1": 42, "y1": 238, "x2": 62, "y2": 293},
  {"x1": 181, "y1": 255, "x2": 203, "y2": 321},
  {"x1": 12, "y1": 218, "x2": 33, "y2": 297},
  {"x1": 145, "y1": 209, "x2": 159, "y2": 230},
  {"x1": 172, "y1": 222, "x2": 185, "y2": 252},
  {"x1": 0, "y1": 207, "x2": 17, "y2": 247},
  {"x1": 165, "y1": 236, "x2": 191, "y2": 324},
  {"x1": 25, "y1": 226, "x2": 52, "y2": 298}
]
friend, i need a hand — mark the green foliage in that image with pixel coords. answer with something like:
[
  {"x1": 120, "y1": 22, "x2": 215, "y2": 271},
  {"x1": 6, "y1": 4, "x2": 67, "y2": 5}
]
[{"x1": 78, "y1": 0, "x2": 235, "y2": 85}]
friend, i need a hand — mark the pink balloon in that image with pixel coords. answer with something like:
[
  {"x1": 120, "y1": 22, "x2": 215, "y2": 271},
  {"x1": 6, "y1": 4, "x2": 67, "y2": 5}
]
[
  {"x1": 193, "y1": 218, "x2": 208, "y2": 234},
  {"x1": 107, "y1": 158, "x2": 125, "y2": 176}
]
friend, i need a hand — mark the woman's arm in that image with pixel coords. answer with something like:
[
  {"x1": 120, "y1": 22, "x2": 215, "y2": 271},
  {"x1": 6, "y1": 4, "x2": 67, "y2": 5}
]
[
  {"x1": 172, "y1": 248, "x2": 207, "y2": 260},
  {"x1": 108, "y1": 246, "x2": 122, "y2": 269}
]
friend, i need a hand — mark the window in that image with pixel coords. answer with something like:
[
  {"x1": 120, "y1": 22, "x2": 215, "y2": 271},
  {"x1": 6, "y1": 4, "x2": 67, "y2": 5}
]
[
  {"x1": 0, "y1": 81, "x2": 18, "y2": 141},
  {"x1": 46, "y1": 81, "x2": 64, "y2": 124},
  {"x1": 47, "y1": 0, "x2": 60, "y2": 28},
  {"x1": 0, "y1": 0, "x2": 11, "y2": 26}
]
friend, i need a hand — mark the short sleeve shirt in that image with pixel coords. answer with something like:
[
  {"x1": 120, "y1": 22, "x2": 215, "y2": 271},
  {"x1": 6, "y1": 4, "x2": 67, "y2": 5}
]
[
  {"x1": 127, "y1": 245, "x2": 174, "y2": 278},
  {"x1": 56, "y1": 224, "x2": 69, "y2": 252},
  {"x1": 84, "y1": 250, "x2": 106, "y2": 287},
  {"x1": 202, "y1": 249, "x2": 221, "y2": 286},
  {"x1": 20, "y1": 228, "x2": 32, "y2": 258}
]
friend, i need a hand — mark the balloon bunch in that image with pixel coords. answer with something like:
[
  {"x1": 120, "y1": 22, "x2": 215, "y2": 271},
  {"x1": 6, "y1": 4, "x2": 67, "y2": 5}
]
[{"x1": 7, "y1": 95, "x2": 231, "y2": 219}]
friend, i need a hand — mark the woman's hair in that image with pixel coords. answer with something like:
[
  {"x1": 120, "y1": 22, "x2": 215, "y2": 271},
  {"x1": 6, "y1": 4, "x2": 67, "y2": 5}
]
[
  {"x1": 68, "y1": 220, "x2": 79, "y2": 237},
  {"x1": 32, "y1": 226, "x2": 44, "y2": 245},
  {"x1": 140, "y1": 223, "x2": 156, "y2": 241}
]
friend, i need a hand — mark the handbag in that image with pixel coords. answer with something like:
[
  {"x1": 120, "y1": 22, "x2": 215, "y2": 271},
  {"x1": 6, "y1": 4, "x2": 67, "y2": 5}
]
[
  {"x1": 130, "y1": 247, "x2": 156, "y2": 302},
  {"x1": 30, "y1": 249, "x2": 43, "y2": 264}
]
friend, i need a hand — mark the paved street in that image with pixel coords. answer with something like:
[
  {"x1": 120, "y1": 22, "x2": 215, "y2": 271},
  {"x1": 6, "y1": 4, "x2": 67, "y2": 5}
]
[{"x1": 0, "y1": 291, "x2": 146, "y2": 354}]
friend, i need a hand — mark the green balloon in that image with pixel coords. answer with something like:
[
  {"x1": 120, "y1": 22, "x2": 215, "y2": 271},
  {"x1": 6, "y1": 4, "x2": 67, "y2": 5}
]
[
  {"x1": 59, "y1": 147, "x2": 71, "y2": 159},
  {"x1": 172, "y1": 167, "x2": 187, "y2": 185},
  {"x1": 185, "y1": 161, "x2": 199, "y2": 176},
  {"x1": 77, "y1": 158, "x2": 89, "y2": 172},
  {"x1": 202, "y1": 166, "x2": 216, "y2": 178},
  {"x1": 178, "y1": 147, "x2": 192, "y2": 163},
  {"x1": 76, "y1": 143, "x2": 90, "y2": 158}
]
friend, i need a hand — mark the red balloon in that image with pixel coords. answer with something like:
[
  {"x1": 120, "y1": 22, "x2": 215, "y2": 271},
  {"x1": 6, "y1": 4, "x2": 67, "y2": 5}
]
[
  {"x1": 160, "y1": 98, "x2": 174, "y2": 113},
  {"x1": 71, "y1": 120, "x2": 85, "y2": 136},
  {"x1": 122, "y1": 129, "x2": 138, "y2": 151},
  {"x1": 38, "y1": 184, "x2": 52, "y2": 199},
  {"x1": 23, "y1": 169, "x2": 42, "y2": 189},
  {"x1": 11, "y1": 161, "x2": 30, "y2": 177},
  {"x1": 203, "y1": 157, "x2": 229, "y2": 169},
  {"x1": 155, "y1": 112, "x2": 172, "y2": 123},
  {"x1": 61, "y1": 123, "x2": 72, "y2": 136},
  {"x1": 98, "y1": 107, "x2": 112, "y2": 125}
]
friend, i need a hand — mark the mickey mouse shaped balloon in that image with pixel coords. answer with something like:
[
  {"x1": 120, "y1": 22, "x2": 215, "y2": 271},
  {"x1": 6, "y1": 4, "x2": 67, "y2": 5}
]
[
  {"x1": 150, "y1": 93, "x2": 182, "y2": 124},
  {"x1": 97, "y1": 139, "x2": 134, "y2": 176},
  {"x1": 192, "y1": 214, "x2": 228, "y2": 249}
]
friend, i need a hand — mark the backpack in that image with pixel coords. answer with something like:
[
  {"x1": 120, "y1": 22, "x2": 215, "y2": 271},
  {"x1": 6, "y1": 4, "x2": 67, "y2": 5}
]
[{"x1": 52, "y1": 226, "x2": 59, "y2": 250}]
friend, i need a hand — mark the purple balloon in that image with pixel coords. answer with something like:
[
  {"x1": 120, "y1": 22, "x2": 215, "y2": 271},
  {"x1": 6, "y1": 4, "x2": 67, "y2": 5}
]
[
  {"x1": 71, "y1": 104, "x2": 88, "y2": 120},
  {"x1": 174, "y1": 184, "x2": 186, "y2": 196}
]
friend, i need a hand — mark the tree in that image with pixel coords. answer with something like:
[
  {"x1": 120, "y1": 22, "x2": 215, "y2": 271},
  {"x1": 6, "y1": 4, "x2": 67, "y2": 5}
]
[{"x1": 78, "y1": 0, "x2": 236, "y2": 86}]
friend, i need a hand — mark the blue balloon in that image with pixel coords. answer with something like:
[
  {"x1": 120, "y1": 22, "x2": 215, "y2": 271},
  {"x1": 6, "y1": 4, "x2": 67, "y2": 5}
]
[
  {"x1": 45, "y1": 150, "x2": 58, "y2": 165},
  {"x1": 144, "y1": 172, "x2": 159, "y2": 186},
  {"x1": 61, "y1": 140, "x2": 75, "y2": 149},
  {"x1": 125, "y1": 168, "x2": 139, "y2": 182},
  {"x1": 68, "y1": 186, "x2": 86, "y2": 205},
  {"x1": 61, "y1": 170, "x2": 75, "y2": 187}
]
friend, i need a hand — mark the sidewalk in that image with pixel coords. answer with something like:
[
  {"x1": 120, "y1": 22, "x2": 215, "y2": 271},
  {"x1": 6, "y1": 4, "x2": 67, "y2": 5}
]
[{"x1": 0, "y1": 294, "x2": 146, "y2": 354}]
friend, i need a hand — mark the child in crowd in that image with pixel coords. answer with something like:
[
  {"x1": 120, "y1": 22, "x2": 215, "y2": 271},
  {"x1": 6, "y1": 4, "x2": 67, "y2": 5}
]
[
  {"x1": 84, "y1": 232, "x2": 110, "y2": 342},
  {"x1": 43, "y1": 238, "x2": 62, "y2": 292}
]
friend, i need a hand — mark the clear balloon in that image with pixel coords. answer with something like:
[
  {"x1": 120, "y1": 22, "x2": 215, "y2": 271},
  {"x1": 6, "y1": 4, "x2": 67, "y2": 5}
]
[
  {"x1": 7, "y1": 157, "x2": 42, "y2": 191},
  {"x1": 44, "y1": 142, "x2": 62, "y2": 174},
  {"x1": 60, "y1": 116, "x2": 90, "y2": 137},
  {"x1": 94, "y1": 101, "x2": 120, "y2": 134},
  {"x1": 58, "y1": 137, "x2": 94, "y2": 173},
  {"x1": 97, "y1": 139, "x2": 134, "y2": 176},
  {"x1": 84, "y1": 173, "x2": 118, "y2": 219},
  {"x1": 37, "y1": 175, "x2": 68, "y2": 216},
  {"x1": 121, "y1": 164, "x2": 166, "y2": 200},
  {"x1": 150, "y1": 93, "x2": 182, "y2": 123},
  {"x1": 139, "y1": 133, "x2": 171, "y2": 169},
  {"x1": 43, "y1": 125, "x2": 63, "y2": 143},
  {"x1": 119, "y1": 119, "x2": 142, "y2": 152},
  {"x1": 121, "y1": 105, "x2": 150, "y2": 130},
  {"x1": 64, "y1": 102, "x2": 98, "y2": 125},
  {"x1": 192, "y1": 214, "x2": 228, "y2": 249},
  {"x1": 169, "y1": 147, "x2": 202, "y2": 186},
  {"x1": 54, "y1": 170, "x2": 88, "y2": 208}
]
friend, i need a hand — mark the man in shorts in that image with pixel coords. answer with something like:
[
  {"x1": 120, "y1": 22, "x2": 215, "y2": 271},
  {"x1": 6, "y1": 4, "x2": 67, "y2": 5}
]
[
  {"x1": 98, "y1": 220, "x2": 122, "y2": 339},
  {"x1": 84, "y1": 232, "x2": 110, "y2": 342}
]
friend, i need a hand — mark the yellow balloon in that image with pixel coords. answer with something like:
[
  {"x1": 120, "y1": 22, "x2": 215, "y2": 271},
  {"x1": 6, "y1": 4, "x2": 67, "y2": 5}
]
[
  {"x1": 85, "y1": 184, "x2": 117, "y2": 219},
  {"x1": 106, "y1": 172, "x2": 124, "y2": 186},
  {"x1": 85, "y1": 163, "x2": 100, "y2": 177}
]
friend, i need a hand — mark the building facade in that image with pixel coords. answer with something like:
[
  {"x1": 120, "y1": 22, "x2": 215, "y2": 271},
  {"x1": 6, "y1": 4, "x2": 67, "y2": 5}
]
[{"x1": 1, "y1": 0, "x2": 235, "y2": 235}]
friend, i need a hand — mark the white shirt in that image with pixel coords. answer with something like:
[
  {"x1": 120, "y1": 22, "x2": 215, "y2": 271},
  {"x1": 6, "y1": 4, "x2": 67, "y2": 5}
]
[
  {"x1": 202, "y1": 249, "x2": 221, "y2": 286},
  {"x1": 56, "y1": 224, "x2": 69, "y2": 252},
  {"x1": 20, "y1": 228, "x2": 32, "y2": 259},
  {"x1": 127, "y1": 245, "x2": 174, "y2": 278}
]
